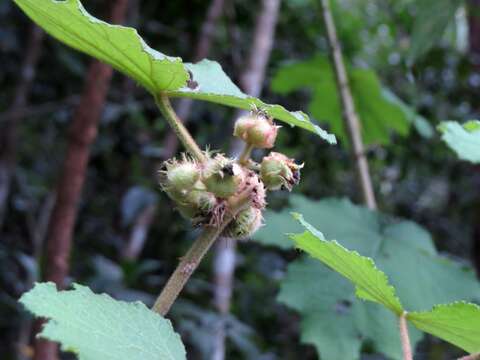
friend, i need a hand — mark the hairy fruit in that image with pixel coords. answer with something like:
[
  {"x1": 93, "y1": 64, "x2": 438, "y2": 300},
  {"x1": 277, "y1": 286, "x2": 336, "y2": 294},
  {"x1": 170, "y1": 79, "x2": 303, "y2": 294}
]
[
  {"x1": 223, "y1": 207, "x2": 263, "y2": 240},
  {"x1": 202, "y1": 154, "x2": 243, "y2": 198},
  {"x1": 260, "y1": 152, "x2": 303, "y2": 191},
  {"x1": 233, "y1": 110, "x2": 279, "y2": 149}
]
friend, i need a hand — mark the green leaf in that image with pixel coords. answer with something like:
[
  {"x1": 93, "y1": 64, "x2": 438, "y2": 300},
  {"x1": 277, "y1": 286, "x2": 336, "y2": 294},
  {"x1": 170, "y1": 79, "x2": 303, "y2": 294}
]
[
  {"x1": 260, "y1": 196, "x2": 480, "y2": 359},
  {"x1": 408, "y1": 302, "x2": 480, "y2": 354},
  {"x1": 381, "y1": 89, "x2": 434, "y2": 138},
  {"x1": 271, "y1": 55, "x2": 413, "y2": 145},
  {"x1": 278, "y1": 258, "x2": 421, "y2": 360},
  {"x1": 13, "y1": 0, "x2": 187, "y2": 93},
  {"x1": 20, "y1": 282, "x2": 186, "y2": 360},
  {"x1": 407, "y1": 0, "x2": 463, "y2": 64},
  {"x1": 438, "y1": 120, "x2": 480, "y2": 163},
  {"x1": 290, "y1": 213, "x2": 404, "y2": 315},
  {"x1": 13, "y1": 0, "x2": 336, "y2": 143}
]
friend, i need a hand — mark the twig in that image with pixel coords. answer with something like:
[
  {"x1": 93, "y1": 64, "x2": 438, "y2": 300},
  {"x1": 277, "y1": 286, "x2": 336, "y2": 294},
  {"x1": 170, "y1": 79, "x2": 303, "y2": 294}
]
[
  {"x1": 152, "y1": 188, "x2": 252, "y2": 316},
  {"x1": 399, "y1": 312, "x2": 413, "y2": 360},
  {"x1": 155, "y1": 94, "x2": 206, "y2": 162},
  {"x1": 319, "y1": 0, "x2": 377, "y2": 210},
  {"x1": 238, "y1": 144, "x2": 254, "y2": 165}
]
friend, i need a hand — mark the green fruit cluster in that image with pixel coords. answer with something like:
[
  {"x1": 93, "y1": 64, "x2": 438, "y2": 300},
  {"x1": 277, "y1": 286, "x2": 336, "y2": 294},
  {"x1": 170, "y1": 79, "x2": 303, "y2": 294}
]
[{"x1": 159, "y1": 108, "x2": 303, "y2": 240}]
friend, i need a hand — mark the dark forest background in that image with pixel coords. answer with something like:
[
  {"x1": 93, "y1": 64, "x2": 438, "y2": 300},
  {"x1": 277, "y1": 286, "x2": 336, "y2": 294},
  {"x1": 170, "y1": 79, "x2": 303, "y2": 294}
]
[{"x1": 1, "y1": 0, "x2": 480, "y2": 359}]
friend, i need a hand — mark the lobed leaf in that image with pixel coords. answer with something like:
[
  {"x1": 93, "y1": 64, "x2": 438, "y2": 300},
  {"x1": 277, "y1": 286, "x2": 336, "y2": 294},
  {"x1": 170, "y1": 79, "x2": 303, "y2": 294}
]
[
  {"x1": 438, "y1": 120, "x2": 480, "y2": 163},
  {"x1": 259, "y1": 196, "x2": 480, "y2": 359},
  {"x1": 20, "y1": 282, "x2": 186, "y2": 360},
  {"x1": 290, "y1": 213, "x2": 404, "y2": 315},
  {"x1": 13, "y1": 0, "x2": 336, "y2": 143}
]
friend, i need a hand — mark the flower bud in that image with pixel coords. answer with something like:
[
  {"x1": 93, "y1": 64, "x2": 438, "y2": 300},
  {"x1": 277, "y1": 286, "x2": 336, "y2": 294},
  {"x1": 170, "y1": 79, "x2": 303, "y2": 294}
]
[
  {"x1": 223, "y1": 207, "x2": 263, "y2": 240},
  {"x1": 159, "y1": 156, "x2": 199, "y2": 193},
  {"x1": 233, "y1": 111, "x2": 279, "y2": 149},
  {"x1": 260, "y1": 152, "x2": 303, "y2": 191},
  {"x1": 202, "y1": 154, "x2": 243, "y2": 198}
]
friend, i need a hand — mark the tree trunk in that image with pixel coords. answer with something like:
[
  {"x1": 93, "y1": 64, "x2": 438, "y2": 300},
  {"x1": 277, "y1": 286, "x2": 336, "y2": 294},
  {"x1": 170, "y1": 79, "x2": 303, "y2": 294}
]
[
  {"x1": 0, "y1": 25, "x2": 44, "y2": 229},
  {"x1": 161, "y1": 0, "x2": 226, "y2": 160},
  {"x1": 32, "y1": 1, "x2": 129, "y2": 359},
  {"x1": 212, "y1": 1, "x2": 280, "y2": 359}
]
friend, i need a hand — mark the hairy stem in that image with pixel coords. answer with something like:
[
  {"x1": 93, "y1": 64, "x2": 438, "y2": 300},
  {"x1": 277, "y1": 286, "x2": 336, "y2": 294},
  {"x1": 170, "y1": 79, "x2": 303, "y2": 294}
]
[
  {"x1": 319, "y1": 0, "x2": 377, "y2": 210},
  {"x1": 155, "y1": 93, "x2": 206, "y2": 162},
  {"x1": 238, "y1": 143, "x2": 254, "y2": 165},
  {"x1": 152, "y1": 188, "x2": 252, "y2": 316},
  {"x1": 399, "y1": 312, "x2": 413, "y2": 360}
]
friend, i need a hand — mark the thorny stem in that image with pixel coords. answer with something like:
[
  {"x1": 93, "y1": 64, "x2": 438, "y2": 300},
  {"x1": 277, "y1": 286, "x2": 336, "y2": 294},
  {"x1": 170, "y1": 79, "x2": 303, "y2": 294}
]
[
  {"x1": 319, "y1": 0, "x2": 377, "y2": 210},
  {"x1": 399, "y1": 312, "x2": 413, "y2": 360},
  {"x1": 152, "y1": 185, "x2": 253, "y2": 316},
  {"x1": 238, "y1": 143, "x2": 254, "y2": 165},
  {"x1": 155, "y1": 93, "x2": 207, "y2": 162}
]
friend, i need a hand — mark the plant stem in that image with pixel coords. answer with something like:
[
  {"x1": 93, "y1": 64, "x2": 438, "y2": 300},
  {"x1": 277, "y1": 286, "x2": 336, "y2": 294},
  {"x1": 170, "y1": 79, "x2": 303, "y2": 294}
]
[
  {"x1": 319, "y1": 0, "x2": 377, "y2": 210},
  {"x1": 155, "y1": 93, "x2": 206, "y2": 162},
  {"x1": 238, "y1": 143, "x2": 254, "y2": 165},
  {"x1": 399, "y1": 312, "x2": 413, "y2": 360},
  {"x1": 152, "y1": 188, "x2": 252, "y2": 316}
]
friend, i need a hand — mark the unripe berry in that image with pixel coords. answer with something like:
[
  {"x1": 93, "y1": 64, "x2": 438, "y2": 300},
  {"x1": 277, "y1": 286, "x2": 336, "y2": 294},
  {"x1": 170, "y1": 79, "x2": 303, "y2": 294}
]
[
  {"x1": 223, "y1": 207, "x2": 263, "y2": 240},
  {"x1": 202, "y1": 154, "x2": 243, "y2": 198},
  {"x1": 159, "y1": 155, "x2": 200, "y2": 199},
  {"x1": 233, "y1": 111, "x2": 279, "y2": 149},
  {"x1": 176, "y1": 187, "x2": 217, "y2": 222},
  {"x1": 260, "y1": 152, "x2": 303, "y2": 191},
  {"x1": 167, "y1": 161, "x2": 199, "y2": 190}
]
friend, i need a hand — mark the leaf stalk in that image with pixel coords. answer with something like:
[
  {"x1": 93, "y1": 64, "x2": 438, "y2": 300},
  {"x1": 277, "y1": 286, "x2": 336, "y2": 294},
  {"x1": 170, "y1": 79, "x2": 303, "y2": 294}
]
[{"x1": 155, "y1": 93, "x2": 206, "y2": 162}]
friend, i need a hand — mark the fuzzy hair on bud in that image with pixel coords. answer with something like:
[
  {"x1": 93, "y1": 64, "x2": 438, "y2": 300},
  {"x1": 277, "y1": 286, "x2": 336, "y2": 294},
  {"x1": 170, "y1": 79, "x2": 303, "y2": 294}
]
[
  {"x1": 159, "y1": 154, "x2": 200, "y2": 194},
  {"x1": 233, "y1": 109, "x2": 279, "y2": 149},
  {"x1": 202, "y1": 154, "x2": 243, "y2": 198},
  {"x1": 260, "y1": 152, "x2": 303, "y2": 191},
  {"x1": 223, "y1": 207, "x2": 263, "y2": 240}
]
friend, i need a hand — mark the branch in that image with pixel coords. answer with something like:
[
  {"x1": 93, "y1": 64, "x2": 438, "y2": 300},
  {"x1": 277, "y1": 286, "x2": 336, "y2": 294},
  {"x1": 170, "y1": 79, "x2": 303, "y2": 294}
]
[
  {"x1": 319, "y1": 0, "x2": 377, "y2": 210},
  {"x1": 399, "y1": 312, "x2": 413, "y2": 360},
  {"x1": 152, "y1": 188, "x2": 252, "y2": 316}
]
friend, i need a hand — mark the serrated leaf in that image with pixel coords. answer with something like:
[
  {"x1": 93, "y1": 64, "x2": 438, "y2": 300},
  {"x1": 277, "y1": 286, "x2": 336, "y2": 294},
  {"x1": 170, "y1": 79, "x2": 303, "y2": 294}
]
[
  {"x1": 271, "y1": 55, "x2": 413, "y2": 145},
  {"x1": 260, "y1": 195, "x2": 480, "y2": 359},
  {"x1": 13, "y1": 0, "x2": 188, "y2": 93},
  {"x1": 438, "y1": 120, "x2": 480, "y2": 163},
  {"x1": 13, "y1": 0, "x2": 336, "y2": 143},
  {"x1": 290, "y1": 210, "x2": 480, "y2": 355},
  {"x1": 20, "y1": 282, "x2": 186, "y2": 360},
  {"x1": 277, "y1": 257, "x2": 421, "y2": 360},
  {"x1": 408, "y1": 302, "x2": 480, "y2": 354},
  {"x1": 290, "y1": 213, "x2": 404, "y2": 315}
]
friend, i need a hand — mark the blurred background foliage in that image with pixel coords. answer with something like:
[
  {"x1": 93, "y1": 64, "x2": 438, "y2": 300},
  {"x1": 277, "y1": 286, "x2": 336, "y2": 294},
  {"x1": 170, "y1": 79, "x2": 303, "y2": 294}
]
[{"x1": 1, "y1": 0, "x2": 480, "y2": 359}]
